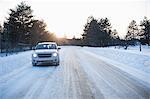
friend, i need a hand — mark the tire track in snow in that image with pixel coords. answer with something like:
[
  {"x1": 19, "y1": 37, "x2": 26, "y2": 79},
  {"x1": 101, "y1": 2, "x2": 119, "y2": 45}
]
[
  {"x1": 22, "y1": 66, "x2": 59, "y2": 99},
  {"x1": 0, "y1": 66, "x2": 56, "y2": 99},
  {"x1": 62, "y1": 47, "x2": 94, "y2": 99},
  {"x1": 0, "y1": 51, "x2": 32, "y2": 77},
  {"x1": 0, "y1": 63, "x2": 30, "y2": 83},
  {"x1": 78, "y1": 49, "x2": 150, "y2": 99}
]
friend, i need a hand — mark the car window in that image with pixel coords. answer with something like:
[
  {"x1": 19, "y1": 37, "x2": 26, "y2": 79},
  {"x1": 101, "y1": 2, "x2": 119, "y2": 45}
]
[{"x1": 36, "y1": 44, "x2": 57, "y2": 49}]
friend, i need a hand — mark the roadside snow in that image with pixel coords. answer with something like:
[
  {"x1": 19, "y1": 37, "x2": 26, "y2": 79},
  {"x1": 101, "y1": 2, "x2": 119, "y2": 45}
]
[
  {"x1": 0, "y1": 51, "x2": 33, "y2": 76},
  {"x1": 83, "y1": 46, "x2": 150, "y2": 73},
  {"x1": 82, "y1": 46, "x2": 150, "y2": 86}
]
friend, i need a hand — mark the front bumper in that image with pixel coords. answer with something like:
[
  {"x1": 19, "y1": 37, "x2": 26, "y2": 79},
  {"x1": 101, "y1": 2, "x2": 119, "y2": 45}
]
[{"x1": 32, "y1": 57, "x2": 59, "y2": 65}]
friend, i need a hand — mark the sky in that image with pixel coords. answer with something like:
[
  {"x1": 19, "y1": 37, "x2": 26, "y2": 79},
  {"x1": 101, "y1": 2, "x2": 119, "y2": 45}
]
[{"x1": 0, "y1": 0, "x2": 149, "y2": 38}]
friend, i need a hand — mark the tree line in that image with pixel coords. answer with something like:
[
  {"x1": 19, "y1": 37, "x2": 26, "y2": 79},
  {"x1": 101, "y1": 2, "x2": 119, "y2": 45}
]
[
  {"x1": 82, "y1": 16, "x2": 150, "y2": 47},
  {"x1": 0, "y1": 2, "x2": 150, "y2": 53}
]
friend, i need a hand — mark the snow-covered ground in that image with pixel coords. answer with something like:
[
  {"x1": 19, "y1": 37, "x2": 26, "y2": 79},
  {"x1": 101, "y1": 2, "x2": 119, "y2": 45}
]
[
  {"x1": 81, "y1": 45, "x2": 150, "y2": 92},
  {"x1": 0, "y1": 46, "x2": 150, "y2": 99},
  {"x1": 83, "y1": 45, "x2": 150, "y2": 73},
  {"x1": 0, "y1": 51, "x2": 33, "y2": 76}
]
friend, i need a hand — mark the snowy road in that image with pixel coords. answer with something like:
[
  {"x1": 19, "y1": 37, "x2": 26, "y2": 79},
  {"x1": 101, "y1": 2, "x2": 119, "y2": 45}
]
[{"x1": 0, "y1": 46, "x2": 150, "y2": 99}]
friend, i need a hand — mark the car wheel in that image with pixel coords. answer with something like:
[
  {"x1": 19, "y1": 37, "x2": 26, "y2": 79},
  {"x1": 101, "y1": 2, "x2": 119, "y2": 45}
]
[
  {"x1": 55, "y1": 62, "x2": 59, "y2": 66},
  {"x1": 32, "y1": 62, "x2": 37, "y2": 66}
]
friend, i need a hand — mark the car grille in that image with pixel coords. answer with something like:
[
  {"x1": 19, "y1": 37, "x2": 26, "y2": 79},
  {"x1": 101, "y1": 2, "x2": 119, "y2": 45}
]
[{"x1": 38, "y1": 54, "x2": 52, "y2": 58}]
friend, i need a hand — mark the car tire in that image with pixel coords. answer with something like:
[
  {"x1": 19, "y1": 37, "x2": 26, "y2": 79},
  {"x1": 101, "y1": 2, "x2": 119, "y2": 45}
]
[
  {"x1": 55, "y1": 62, "x2": 59, "y2": 66},
  {"x1": 32, "y1": 62, "x2": 37, "y2": 66}
]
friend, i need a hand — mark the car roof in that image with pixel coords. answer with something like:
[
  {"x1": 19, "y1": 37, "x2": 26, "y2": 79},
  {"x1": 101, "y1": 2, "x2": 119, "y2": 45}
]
[{"x1": 38, "y1": 42, "x2": 57, "y2": 45}]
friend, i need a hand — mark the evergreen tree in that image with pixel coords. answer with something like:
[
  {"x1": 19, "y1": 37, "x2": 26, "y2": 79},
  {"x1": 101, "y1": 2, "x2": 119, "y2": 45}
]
[
  {"x1": 30, "y1": 20, "x2": 57, "y2": 45},
  {"x1": 110, "y1": 29, "x2": 120, "y2": 45},
  {"x1": 0, "y1": 25, "x2": 2, "y2": 32},
  {"x1": 30, "y1": 20, "x2": 47, "y2": 45},
  {"x1": 140, "y1": 17, "x2": 150, "y2": 45},
  {"x1": 82, "y1": 16, "x2": 112, "y2": 46},
  {"x1": 0, "y1": 24, "x2": 3, "y2": 52},
  {"x1": 98, "y1": 18, "x2": 111, "y2": 33},
  {"x1": 98, "y1": 18, "x2": 112, "y2": 46},
  {"x1": 3, "y1": 2, "x2": 34, "y2": 49},
  {"x1": 82, "y1": 16, "x2": 101, "y2": 46},
  {"x1": 125, "y1": 20, "x2": 139, "y2": 41}
]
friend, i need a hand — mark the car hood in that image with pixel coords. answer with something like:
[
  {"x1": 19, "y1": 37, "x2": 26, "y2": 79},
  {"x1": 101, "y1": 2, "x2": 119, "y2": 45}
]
[{"x1": 34, "y1": 49, "x2": 58, "y2": 54}]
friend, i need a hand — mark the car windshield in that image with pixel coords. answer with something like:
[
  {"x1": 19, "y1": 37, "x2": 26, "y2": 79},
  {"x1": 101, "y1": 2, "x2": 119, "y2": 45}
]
[{"x1": 35, "y1": 44, "x2": 57, "y2": 49}]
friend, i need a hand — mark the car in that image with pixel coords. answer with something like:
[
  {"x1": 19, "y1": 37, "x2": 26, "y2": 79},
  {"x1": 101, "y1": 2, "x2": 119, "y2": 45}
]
[{"x1": 32, "y1": 42, "x2": 60, "y2": 66}]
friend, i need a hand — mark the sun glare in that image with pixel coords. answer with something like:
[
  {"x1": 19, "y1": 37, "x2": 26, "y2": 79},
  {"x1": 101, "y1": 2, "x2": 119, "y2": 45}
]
[{"x1": 55, "y1": 33, "x2": 65, "y2": 38}]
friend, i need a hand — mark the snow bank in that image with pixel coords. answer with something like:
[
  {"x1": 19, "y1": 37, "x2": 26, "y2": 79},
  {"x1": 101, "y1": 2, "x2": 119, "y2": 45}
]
[
  {"x1": 0, "y1": 51, "x2": 33, "y2": 76},
  {"x1": 82, "y1": 46, "x2": 150, "y2": 86},
  {"x1": 83, "y1": 46, "x2": 150, "y2": 73}
]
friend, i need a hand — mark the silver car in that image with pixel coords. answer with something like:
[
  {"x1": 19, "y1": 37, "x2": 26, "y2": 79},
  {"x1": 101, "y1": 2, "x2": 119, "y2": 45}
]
[{"x1": 32, "y1": 42, "x2": 60, "y2": 66}]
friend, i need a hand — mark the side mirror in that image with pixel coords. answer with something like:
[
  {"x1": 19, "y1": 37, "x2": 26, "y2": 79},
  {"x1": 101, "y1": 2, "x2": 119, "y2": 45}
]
[
  {"x1": 32, "y1": 47, "x2": 36, "y2": 50},
  {"x1": 58, "y1": 47, "x2": 61, "y2": 50}
]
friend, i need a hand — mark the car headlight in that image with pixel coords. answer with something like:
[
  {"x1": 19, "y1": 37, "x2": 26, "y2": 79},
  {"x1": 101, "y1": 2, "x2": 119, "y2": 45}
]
[
  {"x1": 33, "y1": 53, "x2": 38, "y2": 57},
  {"x1": 52, "y1": 53, "x2": 57, "y2": 57}
]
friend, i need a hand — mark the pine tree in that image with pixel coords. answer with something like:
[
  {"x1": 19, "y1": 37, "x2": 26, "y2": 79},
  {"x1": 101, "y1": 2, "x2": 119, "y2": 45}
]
[
  {"x1": 82, "y1": 16, "x2": 112, "y2": 46},
  {"x1": 30, "y1": 20, "x2": 56, "y2": 45},
  {"x1": 82, "y1": 16, "x2": 101, "y2": 46},
  {"x1": 140, "y1": 17, "x2": 150, "y2": 45},
  {"x1": 98, "y1": 18, "x2": 111, "y2": 33},
  {"x1": 3, "y1": 2, "x2": 34, "y2": 49},
  {"x1": 125, "y1": 20, "x2": 139, "y2": 42},
  {"x1": 110, "y1": 29, "x2": 120, "y2": 45},
  {"x1": 30, "y1": 20, "x2": 47, "y2": 45},
  {"x1": 98, "y1": 17, "x2": 112, "y2": 46},
  {"x1": 0, "y1": 25, "x2": 3, "y2": 52},
  {"x1": 0, "y1": 25, "x2": 2, "y2": 32}
]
